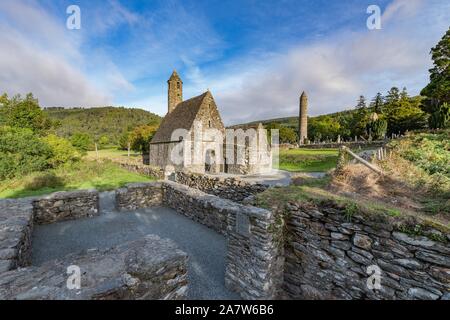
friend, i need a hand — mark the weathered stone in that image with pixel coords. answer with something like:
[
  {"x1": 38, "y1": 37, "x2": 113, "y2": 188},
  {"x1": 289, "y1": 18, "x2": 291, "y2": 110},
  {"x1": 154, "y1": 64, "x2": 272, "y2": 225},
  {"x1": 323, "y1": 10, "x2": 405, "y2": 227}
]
[
  {"x1": 0, "y1": 235, "x2": 188, "y2": 300},
  {"x1": 407, "y1": 288, "x2": 439, "y2": 300},
  {"x1": 331, "y1": 232, "x2": 349, "y2": 240},
  {"x1": 394, "y1": 258, "x2": 423, "y2": 270},
  {"x1": 347, "y1": 251, "x2": 372, "y2": 266},
  {"x1": 415, "y1": 250, "x2": 450, "y2": 268},
  {"x1": 174, "y1": 172, "x2": 268, "y2": 203},
  {"x1": 33, "y1": 190, "x2": 99, "y2": 225},
  {"x1": 116, "y1": 182, "x2": 162, "y2": 211},
  {"x1": 393, "y1": 232, "x2": 435, "y2": 248},
  {"x1": 352, "y1": 233, "x2": 373, "y2": 250}
]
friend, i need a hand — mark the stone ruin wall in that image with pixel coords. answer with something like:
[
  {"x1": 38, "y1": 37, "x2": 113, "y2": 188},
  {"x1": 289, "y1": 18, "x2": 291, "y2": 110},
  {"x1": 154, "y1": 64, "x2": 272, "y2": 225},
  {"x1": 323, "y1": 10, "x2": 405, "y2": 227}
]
[
  {"x1": 283, "y1": 201, "x2": 450, "y2": 300},
  {"x1": 33, "y1": 190, "x2": 99, "y2": 225},
  {"x1": 116, "y1": 182, "x2": 163, "y2": 211},
  {"x1": 2, "y1": 180, "x2": 448, "y2": 300},
  {"x1": 0, "y1": 235, "x2": 188, "y2": 300},
  {"x1": 0, "y1": 188, "x2": 188, "y2": 300},
  {"x1": 117, "y1": 161, "x2": 165, "y2": 180},
  {"x1": 162, "y1": 181, "x2": 283, "y2": 299},
  {"x1": 174, "y1": 171, "x2": 268, "y2": 203}
]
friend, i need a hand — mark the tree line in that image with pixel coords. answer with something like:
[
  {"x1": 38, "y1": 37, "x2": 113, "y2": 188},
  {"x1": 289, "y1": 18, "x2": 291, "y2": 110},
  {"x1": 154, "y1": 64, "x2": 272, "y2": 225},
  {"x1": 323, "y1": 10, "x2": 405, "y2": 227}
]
[{"x1": 262, "y1": 27, "x2": 449, "y2": 144}]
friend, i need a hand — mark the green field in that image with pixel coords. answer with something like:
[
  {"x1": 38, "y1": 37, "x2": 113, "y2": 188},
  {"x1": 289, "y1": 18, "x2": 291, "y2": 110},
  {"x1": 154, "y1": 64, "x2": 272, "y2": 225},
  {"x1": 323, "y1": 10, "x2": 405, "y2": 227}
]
[
  {"x1": 278, "y1": 148, "x2": 339, "y2": 172},
  {"x1": 0, "y1": 160, "x2": 154, "y2": 199},
  {"x1": 86, "y1": 148, "x2": 142, "y2": 162}
]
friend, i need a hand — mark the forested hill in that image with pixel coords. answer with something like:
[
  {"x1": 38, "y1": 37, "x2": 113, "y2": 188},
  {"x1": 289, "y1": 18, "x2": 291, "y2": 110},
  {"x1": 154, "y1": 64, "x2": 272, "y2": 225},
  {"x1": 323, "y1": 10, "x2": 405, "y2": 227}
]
[
  {"x1": 44, "y1": 107, "x2": 161, "y2": 144},
  {"x1": 229, "y1": 109, "x2": 357, "y2": 129}
]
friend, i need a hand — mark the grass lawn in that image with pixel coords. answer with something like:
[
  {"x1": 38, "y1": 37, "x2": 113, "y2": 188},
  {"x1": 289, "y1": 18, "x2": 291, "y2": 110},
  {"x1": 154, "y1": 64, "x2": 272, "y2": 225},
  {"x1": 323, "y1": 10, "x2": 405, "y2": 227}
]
[
  {"x1": 278, "y1": 148, "x2": 339, "y2": 172},
  {"x1": 86, "y1": 148, "x2": 142, "y2": 162},
  {"x1": 0, "y1": 160, "x2": 154, "y2": 199}
]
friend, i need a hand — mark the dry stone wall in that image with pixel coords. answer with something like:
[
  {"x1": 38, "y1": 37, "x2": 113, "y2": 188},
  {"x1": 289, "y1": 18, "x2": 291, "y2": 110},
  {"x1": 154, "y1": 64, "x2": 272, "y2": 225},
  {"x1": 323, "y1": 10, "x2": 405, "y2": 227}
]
[
  {"x1": 162, "y1": 181, "x2": 229, "y2": 235},
  {"x1": 0, "y1": 235, "x2": 188, "y2": 300},
  {"x1": 33, "y1": 190, "x2": 99, "y2": 225},
  {"x1": 0, "y1": 199, "x2": 34, "y2": 273},
  {"x1": 116, "y1": 182, "x2": 163, "y2": 211},
  {"x1": 117, "y1": 161, "x2": 165, "y2": 180},
  {"x1": 174, "y1": 171, "x2": 268, "y2": 203},
  {"x1": 283, "y1": 201, "x2": 450, "y2": 300},
  {"x1": 162, "y1": 181, "x2": 282, "y2": 299}
]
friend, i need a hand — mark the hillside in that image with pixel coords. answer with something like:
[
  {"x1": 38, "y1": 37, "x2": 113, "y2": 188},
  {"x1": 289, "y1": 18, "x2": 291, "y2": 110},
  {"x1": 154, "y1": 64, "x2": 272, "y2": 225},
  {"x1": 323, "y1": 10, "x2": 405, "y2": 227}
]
[
  {"x1": 229, "y1": 109, "x2": 357, "y2": 130},
  {"x1": 45, "y1": 107, "x2": 161, "y2": 145}
]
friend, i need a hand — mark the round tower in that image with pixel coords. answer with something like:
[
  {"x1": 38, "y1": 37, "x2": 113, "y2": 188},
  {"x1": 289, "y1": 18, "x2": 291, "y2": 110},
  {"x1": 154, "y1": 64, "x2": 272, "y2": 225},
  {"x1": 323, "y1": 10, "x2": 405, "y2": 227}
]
[
  {"x1": 299, "y1": 91, "x2": 308, "y2": 145},
  {"x1": 167, "y1": 70, "x2": 183, "y2": 114}
]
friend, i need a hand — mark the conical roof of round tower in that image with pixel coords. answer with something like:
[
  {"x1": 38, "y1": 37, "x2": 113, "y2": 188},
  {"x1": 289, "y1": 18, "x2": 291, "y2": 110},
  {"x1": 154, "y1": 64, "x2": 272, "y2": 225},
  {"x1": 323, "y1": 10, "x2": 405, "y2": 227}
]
[
  {"x1": 168, "y1": 70, "x2": 183, "y2": 83},
  {"x1": 300, "y1": 91, "x2": 307, "y2": 98}
]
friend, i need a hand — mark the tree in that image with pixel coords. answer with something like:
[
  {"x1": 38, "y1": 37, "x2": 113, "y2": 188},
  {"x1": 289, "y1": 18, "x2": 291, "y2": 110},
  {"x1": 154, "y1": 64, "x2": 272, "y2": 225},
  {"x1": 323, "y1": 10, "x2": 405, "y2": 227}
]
[
  {"x1": 370, "y1": 92, "x2": 383, "y2": 113},
  {"x1": 130, "y1": 124, "x2": 158, "y2": 153},
  {"x1": 308, "y1": 116, "x2": 341, "y2": 141},
  {"x1": 119, "y1": 132, "x2": 131, "y2": 150},
  {"x1": 367, "y1": 117, "x2": 387, "y2": 140},
  {"x1": 356, "y1": 95, "x2": 367, "y2": 109},
  {"x1": 0, "y1": 126, "x2": 53, "y2": 179},
  {"x1": 42, "y1": 134, "x2": 81, "y2": 167},
  {"x1": 0, "y1": 93, "x2": 52, "y2": 135},
  {"x1": 70, "y1": 133, "x2": 93, "y2": 153},
  {"x1": 279, "y1": 127, "x2": 298, "y2": 144},
  {"x1": 98, "y1": 135, "x2": 110, "y2": 149},
  {"x1": 352, "y1": 96, "x2": 370, "y2": 137},
  {"x1": 429, "y1": 102, "x2": 450, "y2": 129},
  {"x1": 421, "y1": 27, "x2": 450, "y2": 105}
]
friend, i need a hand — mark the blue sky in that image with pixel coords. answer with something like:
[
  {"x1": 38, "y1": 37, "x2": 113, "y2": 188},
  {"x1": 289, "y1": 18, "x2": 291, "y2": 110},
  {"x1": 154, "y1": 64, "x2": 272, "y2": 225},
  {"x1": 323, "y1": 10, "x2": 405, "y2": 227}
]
[{"x1": 0, "y1": 0, "x2": 449, "y2": 124}]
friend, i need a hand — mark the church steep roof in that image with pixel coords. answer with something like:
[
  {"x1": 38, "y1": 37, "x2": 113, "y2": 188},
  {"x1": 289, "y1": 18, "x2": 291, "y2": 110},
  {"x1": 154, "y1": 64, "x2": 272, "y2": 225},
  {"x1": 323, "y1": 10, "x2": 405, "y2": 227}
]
[{"x1": 151, "y1": 92, "x2": 209, "y2": 143}]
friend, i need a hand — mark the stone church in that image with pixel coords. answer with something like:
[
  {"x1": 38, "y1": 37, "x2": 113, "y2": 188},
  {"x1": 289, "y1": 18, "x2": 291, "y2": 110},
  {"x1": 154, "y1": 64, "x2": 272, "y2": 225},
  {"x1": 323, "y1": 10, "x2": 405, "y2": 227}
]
[{"x1": 148, "y1": 70, "x2": 272, "y2": 175}]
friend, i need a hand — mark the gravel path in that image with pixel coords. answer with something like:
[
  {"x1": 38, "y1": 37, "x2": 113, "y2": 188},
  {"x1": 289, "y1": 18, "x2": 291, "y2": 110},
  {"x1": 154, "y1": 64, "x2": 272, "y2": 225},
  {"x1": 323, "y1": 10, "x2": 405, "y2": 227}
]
[{"x1": 31, "y1": 192, "x2": 240, "y2": 300}]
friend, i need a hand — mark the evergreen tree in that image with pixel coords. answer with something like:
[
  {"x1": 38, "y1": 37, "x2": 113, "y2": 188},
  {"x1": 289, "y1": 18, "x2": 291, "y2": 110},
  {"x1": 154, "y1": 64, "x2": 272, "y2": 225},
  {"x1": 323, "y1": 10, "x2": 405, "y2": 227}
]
[
  {"x1": 370, "y1": 92, "x2": 383, "y2": 113},
  {"x1": 429, "y1": 102, "x2": 450, "y2": 129},
  {"x1": 421, "y1": 27, "x2": 450, "y2": 105}
]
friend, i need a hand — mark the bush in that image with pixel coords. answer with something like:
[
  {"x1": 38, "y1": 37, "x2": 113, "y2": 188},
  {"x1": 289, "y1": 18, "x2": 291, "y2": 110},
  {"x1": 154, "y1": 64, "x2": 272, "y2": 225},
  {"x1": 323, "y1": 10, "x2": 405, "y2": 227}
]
[
  {"x1": 367, "y1": 118, "x2": 387, "y2": 140},
  {"x1": 42, "y1": 134, "x2": 81, "y2": 167},
  {"x1": 0, "y1": 126, "x2": 53, "y2": 179},
  {"x1": 70, "y1": 133, "x2": 93, "y2": 153}
]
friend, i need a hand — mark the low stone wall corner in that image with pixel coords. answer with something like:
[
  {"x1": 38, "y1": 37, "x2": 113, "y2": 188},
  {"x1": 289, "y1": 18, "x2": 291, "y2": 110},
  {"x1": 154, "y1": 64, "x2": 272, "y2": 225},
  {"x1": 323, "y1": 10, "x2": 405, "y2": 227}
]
[
  {"x1": 32, "y1": 190, "x2": 99, "y2": 225},
  {"x1": 0, "y1": 235, "x2": 188, "y2": 300},
  {"x1": 116, "y1": 182, "x2": 163, "y2": 211}
]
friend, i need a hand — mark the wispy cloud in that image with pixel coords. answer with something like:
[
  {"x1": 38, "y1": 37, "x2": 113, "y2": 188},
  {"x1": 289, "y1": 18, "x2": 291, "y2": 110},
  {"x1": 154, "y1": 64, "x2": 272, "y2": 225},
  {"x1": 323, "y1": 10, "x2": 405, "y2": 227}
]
[
  {"x1": 185, "y1": 0, "x2": 450, "y2": 125},
  {"x1": 0, "y1": 0, "x2": 134, "y2": 107}
]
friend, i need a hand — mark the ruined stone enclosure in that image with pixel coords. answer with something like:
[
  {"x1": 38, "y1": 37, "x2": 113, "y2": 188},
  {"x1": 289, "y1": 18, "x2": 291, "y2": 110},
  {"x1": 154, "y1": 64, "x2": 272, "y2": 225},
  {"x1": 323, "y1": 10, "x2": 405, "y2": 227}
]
[
  {"x1": 1, "y1": 175, "x2": 449, "y2": 300},
  {"x1": 0, "y1": 181, "x2": 281, "y2": 300}
]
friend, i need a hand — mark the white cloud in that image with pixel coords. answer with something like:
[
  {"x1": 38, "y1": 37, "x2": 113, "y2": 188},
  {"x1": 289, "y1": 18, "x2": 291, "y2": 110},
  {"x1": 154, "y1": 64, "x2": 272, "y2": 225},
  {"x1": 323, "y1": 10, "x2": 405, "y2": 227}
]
[
  {"x1": 0, "y1": 0, "x2": 133, "y2": 107},
  {"x1": 187, "y1": 0, "x2": 449, "y2": 125}
]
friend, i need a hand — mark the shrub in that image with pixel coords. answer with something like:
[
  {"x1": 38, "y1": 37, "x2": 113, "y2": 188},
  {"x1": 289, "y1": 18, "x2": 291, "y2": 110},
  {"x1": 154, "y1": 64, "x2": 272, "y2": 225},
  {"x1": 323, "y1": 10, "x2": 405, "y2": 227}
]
[
  {"x1": 70, "y1": 133, "x2": 93, "y2": 153},
  {"x1": 367, "y1": 118, "x2": 387, "y2": 140},
  {"x1": 42, "y1": 134, "x2": 81, "y2": 167},
  {"x1": 0, "y1": 126, "x2": 52, "y2": 179}
]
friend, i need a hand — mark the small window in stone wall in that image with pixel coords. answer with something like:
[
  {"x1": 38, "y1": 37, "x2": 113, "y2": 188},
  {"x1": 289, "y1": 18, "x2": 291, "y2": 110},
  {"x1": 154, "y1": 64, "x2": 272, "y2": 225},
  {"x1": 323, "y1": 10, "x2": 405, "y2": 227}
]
[
  {"x1": 208, "y1": 120, "x2": 211, "y2": 128},
  {"x1": 177, "y1": 82, "x2": 180, "y2": 89}
]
